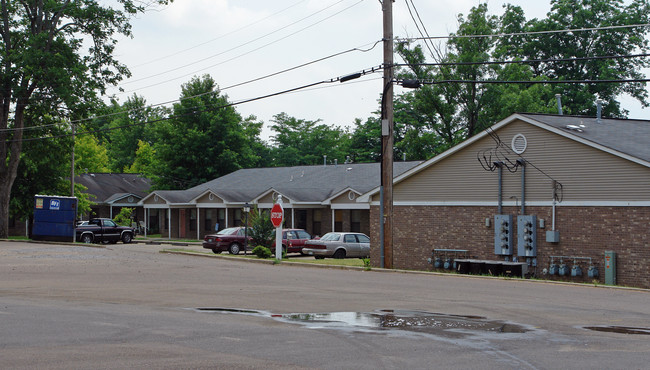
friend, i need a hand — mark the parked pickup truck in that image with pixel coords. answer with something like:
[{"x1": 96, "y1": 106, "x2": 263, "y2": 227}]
[{"x1": 76, "y1": 218, "x2": 135, "y2": 244}]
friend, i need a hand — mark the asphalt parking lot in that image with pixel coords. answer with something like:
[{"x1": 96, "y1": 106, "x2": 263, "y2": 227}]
[{"x1": 1, "y1": 240, "x2": 649, "y2": 369}]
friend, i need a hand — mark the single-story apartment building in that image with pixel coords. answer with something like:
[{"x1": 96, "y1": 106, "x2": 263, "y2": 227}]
[{"x1": 139, "y1": 161, "x2": 422, "y2": 239}]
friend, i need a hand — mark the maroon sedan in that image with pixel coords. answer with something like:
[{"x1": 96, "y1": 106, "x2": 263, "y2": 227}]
[
  {"x1": 203, "y1": 227, "x2": 251, "y2": 255},
  {"x1": 282, "y1": 229, "x2": 314, "y2": 254}
]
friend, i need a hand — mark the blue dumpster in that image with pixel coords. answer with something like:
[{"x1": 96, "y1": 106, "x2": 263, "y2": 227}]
[{"x1": 32, "y1": 195, "x2": 77, "y2": 242}]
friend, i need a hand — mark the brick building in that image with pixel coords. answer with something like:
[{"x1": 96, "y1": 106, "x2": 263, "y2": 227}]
[
  {"x1": 360, "y1": 113, "x2": 650, "y2": 289},
  {"x1": 139, "y1": 162, "x2": 421, "y2": 240}
]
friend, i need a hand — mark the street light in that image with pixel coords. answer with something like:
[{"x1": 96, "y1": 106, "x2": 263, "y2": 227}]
[{"x1": 243, "y1": 202, "x2": 250, "y2": 256}]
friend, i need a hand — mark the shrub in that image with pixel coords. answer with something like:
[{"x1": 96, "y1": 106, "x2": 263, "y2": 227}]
[
  {"x1": 113, "y1": 207, "x2": 134, "y2": 226},
  {"x1": 252, "y1": 245, "x2": 272, "y2": 259},
  {"x1": 247, "y1": 207, "x2": 275, "y2": 248}
]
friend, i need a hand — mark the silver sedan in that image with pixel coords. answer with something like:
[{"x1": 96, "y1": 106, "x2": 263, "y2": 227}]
[{"x1": 302, "y1": 232, "x2": 370, "y2": 259}]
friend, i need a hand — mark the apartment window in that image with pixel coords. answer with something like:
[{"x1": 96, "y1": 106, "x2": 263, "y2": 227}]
[
  {"x1": 312, "y1": 209, "x2": 322, "y2": 236},
  {"x1": 189, "y1": 209, "x2": 197, "y2": 231},
  {"x1": 334, "y1": 210, "x2": 343, "y2": 232},
  {"x1": 351, "y1": 210, "x2": 361, "y2": 232}
]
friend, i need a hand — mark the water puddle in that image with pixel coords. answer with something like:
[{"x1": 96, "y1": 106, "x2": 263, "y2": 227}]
[
  {"x1": 195, "y1": 308, "x2": 530, "y2": 339},
  {"x1": 584, "y1": 326, "x2": 650, "y2": 335}
]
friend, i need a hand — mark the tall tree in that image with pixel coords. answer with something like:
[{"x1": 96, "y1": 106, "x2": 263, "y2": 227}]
[
  {"x1": 269, "y1": 113, "x2": 351, "y2": 166},
  {"x1": 105, "y1": 94, "x2": 168, "y2": 172},
  {"x1": 152, "y1": 75, "x2": 262, "y2": 189},
  {"x1": 393, "y1": 0, "x2": 650, "y2": 161},
  {"x1": 496, "y1": 0, "x2": 650, "y2": 116},
  {"x1": 0, "y1": 0, "x2": 171, "y2": 237}
]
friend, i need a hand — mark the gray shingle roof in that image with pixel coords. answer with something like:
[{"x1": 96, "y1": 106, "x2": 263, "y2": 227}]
[
  {"x1": 519, "y1": 113, "x2": 650, "y2": 163},
  {"x1": 157, "y1": 162, "x2": 422, "y2": 205},
  {"x1": 76, "y1": 173, "x2": 151, "y2": 204}
]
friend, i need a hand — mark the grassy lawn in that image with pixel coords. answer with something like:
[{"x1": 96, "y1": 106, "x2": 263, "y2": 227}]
[{"x1": 165, "y1": 248, "x2": 367, "y2": 268}]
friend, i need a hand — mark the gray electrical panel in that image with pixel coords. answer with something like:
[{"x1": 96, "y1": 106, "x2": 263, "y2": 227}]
[
  {"x1": 517, "y1": 215, "x2": 537, "y2": 257},
  {"x1": 494, "y1": 214, "x2": 513, "y2": 255}
]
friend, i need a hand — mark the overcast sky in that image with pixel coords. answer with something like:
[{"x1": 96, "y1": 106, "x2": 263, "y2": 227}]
[{"x1": 106, "y1": 0, "x2": 647, "y2": 141}]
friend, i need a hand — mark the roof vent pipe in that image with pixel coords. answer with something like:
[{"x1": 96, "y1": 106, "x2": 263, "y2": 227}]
[
  {"x1": 323, "y1": 155, "x2": 327, "y2": 166},
  {"x1": 555, "y1": 94, "x2": 563, "y2": 115},
  {"x1": 596, "y1": 99, "x2": 602, "y2": 123},
  {"x1": 334, "y1": 159, "x2": 338, "y2": 166}
]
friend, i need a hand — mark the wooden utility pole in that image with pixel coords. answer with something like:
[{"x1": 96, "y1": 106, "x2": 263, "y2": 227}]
[{"x1": 381, "y1": 0, "x2": 394, "y2": 269}]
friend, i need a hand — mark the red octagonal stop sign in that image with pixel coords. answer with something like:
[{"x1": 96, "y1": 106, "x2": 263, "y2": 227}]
[{"x1": 271, "y1": 203, "x2": 283, "y2": 228}]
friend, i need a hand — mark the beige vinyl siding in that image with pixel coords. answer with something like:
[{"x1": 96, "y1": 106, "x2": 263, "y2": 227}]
[
  {"x1": 196, "y1": 192, "x2": 224, "y2": 204},
  {"x1": 143, "y1": 194, "x2": 168, "y2": 206},
  {"x1": 331, "y1": 190, "x2": 359, "y2": 205},
  {"x1": 393, "y1": 120, "x2": 650, "y2": 204}
]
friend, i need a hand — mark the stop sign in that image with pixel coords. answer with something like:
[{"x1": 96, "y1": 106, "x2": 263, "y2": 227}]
[{"x1": 270, "y1": 203, "x2": 283, "y2": 228}]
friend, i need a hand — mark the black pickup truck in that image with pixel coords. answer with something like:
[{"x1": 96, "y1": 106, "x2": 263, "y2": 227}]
[{"x1": 76, "y1": 218, "x2": 135, "y2": 244}]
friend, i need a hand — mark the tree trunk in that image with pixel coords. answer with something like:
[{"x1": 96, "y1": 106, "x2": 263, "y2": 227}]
[{"x1": 0, "y1": 104, "x2": 25, "y2": 238}]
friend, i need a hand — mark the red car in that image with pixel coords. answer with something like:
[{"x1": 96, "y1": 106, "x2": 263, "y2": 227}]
[
  {"x1": 203, "y1": 227, "x2": 251, "y2": 255},
  {"x1": 282, "y1": 229, "x2": 314, "y2": 254}
]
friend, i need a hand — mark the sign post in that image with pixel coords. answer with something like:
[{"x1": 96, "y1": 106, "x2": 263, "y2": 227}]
[{"x1": 271, "y1": 197, "x2": 284, "y2": 261}]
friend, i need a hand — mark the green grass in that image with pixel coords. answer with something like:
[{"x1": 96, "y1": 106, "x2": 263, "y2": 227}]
[
  {"x1": 8, "y1": 236, "x2": 29, "y2": 240},
  {"x1": 163, "y1": 248, "x2": 366, "y2": 267}
]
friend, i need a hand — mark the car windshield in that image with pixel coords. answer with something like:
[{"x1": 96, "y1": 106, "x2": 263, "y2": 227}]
[
  {"x1": 320, "y1": 233, "x2": 341, "y2": 241},
  {"x1": 217, "y1": 227, "x2": 239, "y2": 235}
]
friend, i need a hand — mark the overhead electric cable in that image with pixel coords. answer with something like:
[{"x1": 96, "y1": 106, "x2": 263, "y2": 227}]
[
  {"x1": 122, "y1": 0, "x2": 351, "y2": 85},
  {"x1": 118, "y1": 0, "x2": 365, "y2": 92},
  {"x1": 7, "y1": 67, "x2": 380, "y2": 143},
  {"x1": 131, "y1": 0, "x2": 311, "y2": 68},
  {"x1": 0, "y1": 41, "x2": 382, "y2": 134},
  {"x1": 394, "y1": 53, "x2": 650, "y2": 67},
  {"x1": 404, "y1": 0, "x2": 436, "y2": 60},
  {"x1": 401, "y1": 78, "x2": 650, "y2": 85},
  {"x1": 399, "y1": 23, "x2": 650, "y2": 41}
]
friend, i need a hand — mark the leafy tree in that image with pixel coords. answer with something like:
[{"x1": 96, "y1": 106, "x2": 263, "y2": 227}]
[
  {"x1": 393, "y1": 0, "x2": 650, "y2": 161},
  {"x1": 496, "y1": 0, "x2": 650, "y2": 116},
  {"x1": 0, "y1": 0, "x2": 171, "y2": 237},
  {"x1": 152, "y1": 75, "x2": 262, "y2": 189},
  {"x1": 74, "y1": 135, "x2": 110, "y2": 173},
  {"x1": 105, "y1": 95, "x2": 168, "y2": 172},
  {"x1": 126, "y1": 140, "x2": 158, "y2": 177},
  {"x1": 347, "y1": 117, "x2": 381, "y2": 162},
  {"x1": 269, "y1": 113, "x2": 351, "y2": 166}
]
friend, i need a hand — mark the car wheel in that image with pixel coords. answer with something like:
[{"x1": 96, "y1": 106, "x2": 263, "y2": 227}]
[
  {"x1": 211, "y1": 248, "x2": 222, "y2": 254},
  {"x1": 81, "y1": 234, "x2": 93, "y2": 244},
  {"x1": 333, "y1": 249, "x2": 346, "y2": 259},
  {"x1": 121, "y1": 233, "x2": 132, "y2": 244},
  {"x1": 229, "y1": 243, "x2": 241, "y2": 255},
  {"x1": 314, "y1": 255, "x2": 325, "y2": 260}
]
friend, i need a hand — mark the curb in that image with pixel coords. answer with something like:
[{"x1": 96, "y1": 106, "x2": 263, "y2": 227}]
[{"x1": 161, "y1": 249, "x2": 650, "y2": 292}]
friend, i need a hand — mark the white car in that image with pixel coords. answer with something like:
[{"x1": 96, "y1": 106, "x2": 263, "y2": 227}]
[{"x1": 302, "y1": 232, "x2": 370, "y2": 259}]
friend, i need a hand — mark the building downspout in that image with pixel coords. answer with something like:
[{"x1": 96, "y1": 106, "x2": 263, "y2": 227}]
[
  {"x1": 496, "y1": 162, "x2": 503, "y2": 214},
  {"x1": 518, "y1": 159, "x2": 526, "y2": 215}
]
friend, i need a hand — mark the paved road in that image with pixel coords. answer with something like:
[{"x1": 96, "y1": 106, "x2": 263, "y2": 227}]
[{"x1": 1, "y1": 241, "x2": 648, "y2": 369}]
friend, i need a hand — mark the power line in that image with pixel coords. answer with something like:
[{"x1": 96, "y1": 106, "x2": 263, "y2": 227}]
[
  {"x1": 130, "y1": 0, "x2": 311, "y2": 69},
  {"x1": 399, "y1": 78, "x2": 650, "y2": 85},
  {"x1": 399, "y1": 23, "x2": 650, "y2": 42},
  {"x1": 0, "y1": 41, "x2": 382, "y2": 134},
  {"x1": 118, "y1": 0, "x2": 366, "y2": 93},
  {"x1": 394, "y1": 53, "x2": 650, "y2": 67},
  {"x1": 403, "y1": 0, "x2": 436, "y2": 60},
  {"x1": 7, "y1": 67, "x2": 381, "y2": 143},
  {"x1": 121, "y1": 0, "x2": 352, "y2": 85}
]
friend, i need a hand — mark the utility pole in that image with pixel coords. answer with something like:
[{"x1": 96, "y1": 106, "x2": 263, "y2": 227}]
[{"x1": 381, "y1": 0, "x2": 394, "y2": 269}]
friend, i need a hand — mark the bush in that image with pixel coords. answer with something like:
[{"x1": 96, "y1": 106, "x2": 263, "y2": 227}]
[
  {"x1": 113, "y1": 207, "x2": 134, "y2": 226},
  {"x1": 252, "y1": 245, "x2": 272, "y2": 259},
  {"x1": 248, "y1": 207, "x2": 275, "y2": 248}
]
